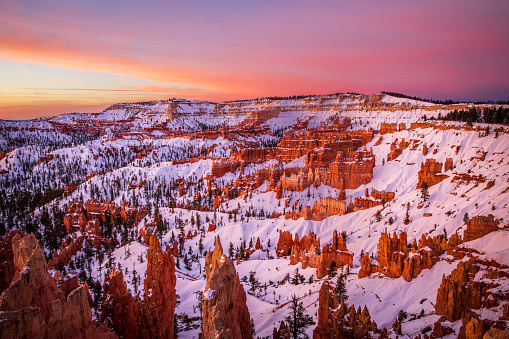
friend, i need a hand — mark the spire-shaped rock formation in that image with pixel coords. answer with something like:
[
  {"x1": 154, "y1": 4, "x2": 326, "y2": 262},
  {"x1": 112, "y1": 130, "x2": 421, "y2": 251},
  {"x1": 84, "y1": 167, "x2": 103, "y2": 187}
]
[
  {"x1": 201, "y1": 237, "x2": 252, "y2": 339},
  {"x1": 101, "y1": 235, "x2": 176, "y2": 339},
  {"x1": 0, "y1": 233, "x2": 115, "y2": 338},
  {"x1": 313, "y1": 281, "x2": 378, "y2": 339}
]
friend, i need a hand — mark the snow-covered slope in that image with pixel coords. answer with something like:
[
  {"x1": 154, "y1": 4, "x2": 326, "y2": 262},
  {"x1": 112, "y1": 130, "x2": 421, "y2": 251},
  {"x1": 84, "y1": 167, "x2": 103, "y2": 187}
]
[{"x1": 1, "y1": 93, "x2": 508, "y2": 338}]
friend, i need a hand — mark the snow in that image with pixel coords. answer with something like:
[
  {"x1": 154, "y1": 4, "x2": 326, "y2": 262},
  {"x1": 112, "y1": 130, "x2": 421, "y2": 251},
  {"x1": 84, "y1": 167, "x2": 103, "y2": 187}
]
[
  {"x1": 460, "y1": 230, "x2": 509, "y2": 265},
  {"x1": 2, "y1": 93, "x2": 509, "y2": 338}
]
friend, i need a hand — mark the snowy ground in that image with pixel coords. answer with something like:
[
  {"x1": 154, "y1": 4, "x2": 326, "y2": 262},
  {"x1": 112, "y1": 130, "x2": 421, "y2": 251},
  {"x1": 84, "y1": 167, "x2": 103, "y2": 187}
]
[{"x1": 4, "y1": 94, "x2": 509, "y2": 338}]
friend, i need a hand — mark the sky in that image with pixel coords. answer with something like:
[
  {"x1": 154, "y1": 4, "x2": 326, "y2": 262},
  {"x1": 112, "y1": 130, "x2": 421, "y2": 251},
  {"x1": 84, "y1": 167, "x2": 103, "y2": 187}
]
[{"x1": 1, "y1": 0, "x2": 508, "y2": 120}]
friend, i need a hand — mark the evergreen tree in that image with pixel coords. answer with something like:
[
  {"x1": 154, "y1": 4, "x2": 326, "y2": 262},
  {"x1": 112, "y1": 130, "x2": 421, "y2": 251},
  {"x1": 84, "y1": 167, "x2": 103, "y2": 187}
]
[
  {"x1": 463, "y1": 212, "x2": 469, "y2": 224},
  {"x1": 285, "y1": 294, "x2": 315, "y2": 339},
  {"x1": 291, "y1": 268, "x2": 304, "y2": 285},
  {"x1": 251, "y1": 318, "x2": 256, "y2": 337},
  {"x1": 404, "y1": 202, "x2": 411, "y2": 224},
  {"x1": 420, "y1": 181, "x2": 430, "y2": 202},
  {"x1": 333, "y1": 274, "x2": 348, "y2": 302}
]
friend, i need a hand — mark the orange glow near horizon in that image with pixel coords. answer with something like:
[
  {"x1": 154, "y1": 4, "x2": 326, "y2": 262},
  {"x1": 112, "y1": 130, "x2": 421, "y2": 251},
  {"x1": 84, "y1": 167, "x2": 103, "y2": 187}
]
[{"x1": 1, "y1": 1, "x2": 508, "y2": 120}]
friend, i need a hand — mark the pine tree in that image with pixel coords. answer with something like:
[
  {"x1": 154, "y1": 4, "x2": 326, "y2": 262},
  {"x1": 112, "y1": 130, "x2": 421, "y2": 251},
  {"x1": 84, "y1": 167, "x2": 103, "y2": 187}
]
[
  {"x1": 291, "y1": 268, "x2": 304, "y2": 285},
  {"x1": 251, "y1": 319, "x2": 256, "y2": 337},
  {"x1": 285, "y1": 294, "x2": 315, "y2": 339},
  {"x1": 420, "y1": 181, "x2": 430, "y2": 202},
  {"x1": 463, "y1": 213, "x2": 469, "y2": 224},
  {"x1": 333, "y1": 274, "x2": 348, "y2": 302},
  {"x1": 404, "y1": 202, "x2": 411, "y2": 224}
]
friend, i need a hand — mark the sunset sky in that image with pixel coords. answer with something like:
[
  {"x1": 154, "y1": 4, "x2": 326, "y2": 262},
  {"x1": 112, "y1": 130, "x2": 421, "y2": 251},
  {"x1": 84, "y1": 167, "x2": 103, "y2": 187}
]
[{"x1": 1, "y1": 0, "x2": 508, "y2": 119}]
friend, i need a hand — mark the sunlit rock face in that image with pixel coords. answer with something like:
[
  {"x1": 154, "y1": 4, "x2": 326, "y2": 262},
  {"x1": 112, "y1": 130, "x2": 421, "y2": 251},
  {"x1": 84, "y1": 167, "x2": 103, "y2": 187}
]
[
  {"x1": 201, "y1": 237, "x2": 252, "y2": 339},
  {"x1": 101, "y1": 235, "x2": 176, "y2": 339},
  {"x1": 0, "y1": 233, "x2": 115, "y2": 339}
]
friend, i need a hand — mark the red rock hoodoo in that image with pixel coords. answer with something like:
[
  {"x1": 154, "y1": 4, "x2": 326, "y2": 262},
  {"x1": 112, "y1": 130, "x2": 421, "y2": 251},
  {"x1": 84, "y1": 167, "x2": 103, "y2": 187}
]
[
  {"x1": 273, "y1": 321, "x2": 291, "y2": 339},
  {"x1": 101, "y1": 235, "x2": 177, "y2": 339},
  {"x1": 359, "y1": 229, "x2": 462, "y2": 281},
  {"x1": 463, "y1": 215, "x2": 499, "y2": 242},
  {"x1": 0, "y1": 233, "x2": 115, "y2": 339},
  {"x1": 201, "y1": 237, "x2": 252, "y2": 339},
  {"x1": 0, "y1": 230, "x2": 25, "y2": 294},
  {"x1": 277, "y1": 230, "x2": 353, "y2": 279},
  {"x1": 416, "y1": 158, "x2": 448, "y2": 189},
  {"x1": 313, "y1": 281, "x2": 378, "y2": 339}
]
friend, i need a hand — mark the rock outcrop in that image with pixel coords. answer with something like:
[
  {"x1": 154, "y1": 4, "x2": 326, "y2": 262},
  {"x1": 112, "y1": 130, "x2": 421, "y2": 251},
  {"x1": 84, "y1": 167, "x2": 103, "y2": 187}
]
[
  {"x1": 0, "y1": 233, "x2": 114, "y2": 339},
  {"x1": 444, "y1": 157, "x2": 453, "y2": 171},
  {"x1": 48, "y1": 235, "x2": 85, "y2": 270},
  {"x1": 102, "y1": 235, "x2": 176, "y2": 339},
  {"x1": 142, "y1": 236, "x2": 177, "y2": 338},
  {"x1": 379, "y1": 122, "x2": 399, "y2": 135},
  {"x1": 315, "y1": 231, "x2": 353, "y2": 279},
  {"x1": 63, "y1": 183, "x2": 78, "y2": 197},
  {"x1": 276, "y1": 231, "x2": 297, "y2": 257},
  {"x1": 0, "y1": 230, "x2": 25, "y2": 293},
  {"x1": 357, "y1": 253, "x2": 383, "y2": 279},
  {"x1": 483, "y1": 328, "x2": 509, "y2": 339},
  {"x1": 102, "y1": 268, "x2": 141, "y2": 339},
  {"x1": 416, "y1": 158, "x2": 448, "y2": 189},
  {"x1": 435, "y1": 260, "x2": 484, "y2": 322},
  {"x1": 387, "y1": 138, "x2": 410, "y2": 162},
  {"x1": 273, "y1": 321, "x2": 291, "y2": 339},
  {"x1": 211, "y1": 160, "x2": 241, "y2": 177},
  {"x1": 278, "y1": 230, "x2": 353, "y2": 279},
  {"x1": 201, "y1": 237, "x2": 252, "y2": 339},
  {"x1": 360, "y1": 229, "x2": 462, "y2": 281},
  {"x1": 463, "y1": 215, "x2": 499, "y2": 242},
  {"x1": 347, "y1": 188, "x2": 395, "y2": 212},
  {"x1": 64, "y1": 199, "x2": 148, "y2": 235},
  {"x1": 313, "y1": 281, "x2": 378, "y2": 339}
]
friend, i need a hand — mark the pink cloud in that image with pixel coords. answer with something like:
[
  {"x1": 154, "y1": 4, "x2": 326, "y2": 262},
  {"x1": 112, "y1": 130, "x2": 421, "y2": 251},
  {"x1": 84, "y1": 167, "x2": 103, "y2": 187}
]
[{"x1": 0, "y1": 0, "x2": 508, "y2": 118}]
